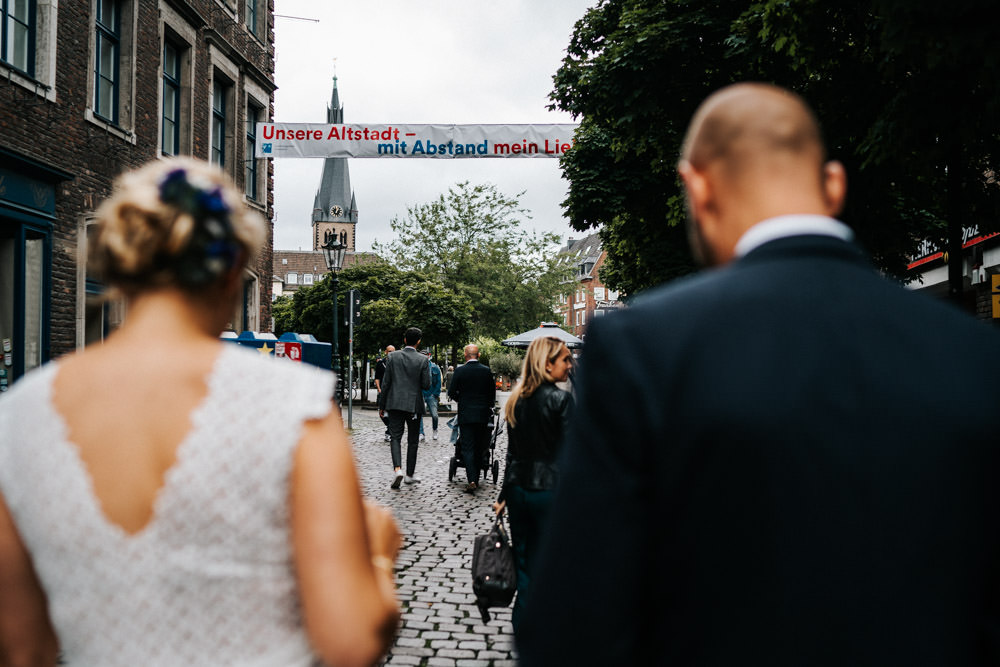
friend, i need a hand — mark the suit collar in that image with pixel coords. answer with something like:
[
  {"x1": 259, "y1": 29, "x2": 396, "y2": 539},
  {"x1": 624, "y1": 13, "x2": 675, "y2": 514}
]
[
  {"x1": 735, "y1": 215, "x2": 853, "y2": 258},
  {"x1": 737, "y1": 233, "x2": 868, "y2": 268}
]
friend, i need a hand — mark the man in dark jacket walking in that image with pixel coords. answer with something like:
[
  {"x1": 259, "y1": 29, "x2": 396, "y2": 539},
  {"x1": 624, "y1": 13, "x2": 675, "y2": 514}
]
[
  {"x1": 448, "y1": 344, "x2": 496, "y2": 494},
  {"x1": 378, "y1": 329, "x2": 430, "y2": 489}
]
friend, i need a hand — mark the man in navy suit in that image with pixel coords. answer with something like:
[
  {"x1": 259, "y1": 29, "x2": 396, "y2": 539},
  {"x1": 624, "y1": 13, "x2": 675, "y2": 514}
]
[
  {"x1": 517, "y1": 83, "x2": 1000, "y2": 665},
  {"x1": 448, "y1": 344, "x2": 496, "y2": 494}
]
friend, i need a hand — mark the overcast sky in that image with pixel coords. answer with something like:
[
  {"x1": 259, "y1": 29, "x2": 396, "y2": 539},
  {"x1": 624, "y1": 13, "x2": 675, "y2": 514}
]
[{"x1": 270, "y1": 0, "x2": 595, "y2": 253}]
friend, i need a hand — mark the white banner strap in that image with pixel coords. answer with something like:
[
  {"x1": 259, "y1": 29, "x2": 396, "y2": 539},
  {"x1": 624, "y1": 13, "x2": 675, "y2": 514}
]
[{"x1": 256, "y1": 123, "x2": 578, "y2": 158}]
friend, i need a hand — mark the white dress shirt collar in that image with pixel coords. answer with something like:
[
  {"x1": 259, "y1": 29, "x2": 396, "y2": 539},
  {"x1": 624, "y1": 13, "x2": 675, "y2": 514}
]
[{"x1": 734, "y1": 214, "x2": 854, "y2": 258}]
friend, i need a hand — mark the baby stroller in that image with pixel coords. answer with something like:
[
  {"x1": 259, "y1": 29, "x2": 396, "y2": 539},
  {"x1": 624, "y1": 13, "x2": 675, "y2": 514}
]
[{"x1": 448, "y1": 406, "x2": 504, "y2": 484}]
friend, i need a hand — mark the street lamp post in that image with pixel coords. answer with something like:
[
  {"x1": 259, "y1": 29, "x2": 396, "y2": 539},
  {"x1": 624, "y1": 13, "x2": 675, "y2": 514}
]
[{"x1": 321, "y1": 229, "x2": 348, "y2": 400}]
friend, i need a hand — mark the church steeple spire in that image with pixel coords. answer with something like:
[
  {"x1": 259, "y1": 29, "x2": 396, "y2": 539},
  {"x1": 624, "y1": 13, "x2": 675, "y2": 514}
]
[
  {"x1": 312, "y1": 74, "x2": 357, "y2": 252},
  {"x1": 327, "y1": 72, "x2": 343, "y2": 125}
]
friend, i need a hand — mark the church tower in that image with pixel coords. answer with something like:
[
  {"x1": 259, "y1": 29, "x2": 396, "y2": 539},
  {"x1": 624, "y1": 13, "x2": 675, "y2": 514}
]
[{"x1": 312, "y1": 76, "x2": 358, "y2": 251}]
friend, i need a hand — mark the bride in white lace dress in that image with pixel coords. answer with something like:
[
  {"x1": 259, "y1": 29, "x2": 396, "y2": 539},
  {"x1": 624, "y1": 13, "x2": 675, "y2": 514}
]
[{"x1": 0, "y1": 157, "x2": 400, "y2": 666}]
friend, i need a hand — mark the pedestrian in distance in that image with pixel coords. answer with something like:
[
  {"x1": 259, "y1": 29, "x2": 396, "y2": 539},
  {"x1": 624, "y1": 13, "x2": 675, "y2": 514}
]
[
  {"x1": 0, "y1": 157, "x2": 401, "y2": 666},
  {"x1": 491, "y1": 336, "x2": 573, "y2": 633},
  {"x1": 447, "y1": 344, "x2": 496, "y2": 494},
  {"x1": 378, "y1": 328, "x2": 431, "y2": 489},
  {"x1": 517, "y1": 82, "x2": 1000, "y2": 666},
  {"x1": 375, "y1": 345, "x2": 395, "y2": 442},
  {"x1": 417, "y1": 350, "x2": 442, "y2": 441}
]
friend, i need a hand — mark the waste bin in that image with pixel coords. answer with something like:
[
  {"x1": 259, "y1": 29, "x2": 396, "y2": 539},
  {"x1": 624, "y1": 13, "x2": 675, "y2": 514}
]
[{"x1": 221, "y1": 331, "x2": 332, "y2": 371}]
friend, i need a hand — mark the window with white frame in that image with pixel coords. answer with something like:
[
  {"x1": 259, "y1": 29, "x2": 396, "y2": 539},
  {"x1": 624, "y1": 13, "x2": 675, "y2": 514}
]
[
  {"x1": 2, "y1": 0, "x2": 34, "y2": 75},
  {"x1": 159, "y1": 6, "x2": 196, "y2": 156},
  {"x1": 244, "y1": 102, "x2": 260, "y2": 199},
  {"x1": 244, "y1": 0, "x2": 256, "y2": 35},
  {"x1": 594, "y1": 286, "x2": 605, "y2": 300},
  {"x1": 286, "y1": 272, "x2": 297, "y2": 285},
  {"x1": 211, "y1": 76, "x2": 228, "y2": 167},
  {"x1": 89, "y1": 0, "x2": 136, "y2": 135},
  {"x1": 244, "y1": 0, "x2": 266, "y2": 40},
  {"x1": 243, "y1": 75, "x2": 269, "y2": 203},
  {"x1": 94, "y1": 0, "x2": 120, "y2": 123},
  {"x1": 0, "y1": 0, "x2": 55, "y2": 101},
  {"x1": 161, "y1": 39, "x2": 181, "y2": 155},
  {"x1": 302, "y1": 273, "x2": 313, "y2": 285},
  {"x1": 208, "y1": 46, "x2": 239, "y2": 174}
]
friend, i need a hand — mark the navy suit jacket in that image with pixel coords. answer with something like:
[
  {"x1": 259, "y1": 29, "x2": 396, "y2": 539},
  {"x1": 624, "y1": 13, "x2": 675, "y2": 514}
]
[
  {"x1": 448, "y1": 359, "x2": 496, "y2": 425},
  {"x1": 518, "y1": 234, "x2": 1000, "y2": 666}
]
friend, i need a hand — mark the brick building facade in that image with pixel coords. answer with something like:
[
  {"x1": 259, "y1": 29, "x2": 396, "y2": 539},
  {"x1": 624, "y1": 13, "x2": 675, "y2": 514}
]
[
  {"x1": 0, "y1": 0, "x2": 275, "y2": 390},
  {"x1": 555, "y1": 233, "x2": 623, "y2": 339}
]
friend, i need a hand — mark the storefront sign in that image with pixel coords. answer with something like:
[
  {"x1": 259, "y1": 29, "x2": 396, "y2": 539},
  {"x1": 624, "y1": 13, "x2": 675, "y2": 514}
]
[
  {"x1": 908, "y1": 224, "x2": 1000, "y2": 270},
  {"x1": 993, "y1": 275, "x2": 1000, "y2": 319},
  {"x1": 256, "y1": 123, "x2": 577, "y2": 159}
]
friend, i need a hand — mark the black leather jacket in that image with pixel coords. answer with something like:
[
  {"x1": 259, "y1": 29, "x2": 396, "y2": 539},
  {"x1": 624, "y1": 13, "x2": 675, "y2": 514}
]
[{"x1": 499, "y1": 382, "x2": 573, "y2": 500}]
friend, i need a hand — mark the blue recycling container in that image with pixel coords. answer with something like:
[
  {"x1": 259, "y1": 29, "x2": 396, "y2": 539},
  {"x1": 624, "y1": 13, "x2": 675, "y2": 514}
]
[{"x1": 221, "y1": 331, "x2": 332, "y2": 370}]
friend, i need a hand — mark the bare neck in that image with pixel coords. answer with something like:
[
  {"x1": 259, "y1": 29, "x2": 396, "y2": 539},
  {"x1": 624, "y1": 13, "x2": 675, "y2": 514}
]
[{"x1": 110, "y1": 288, "x2": 227, "y2": 349}]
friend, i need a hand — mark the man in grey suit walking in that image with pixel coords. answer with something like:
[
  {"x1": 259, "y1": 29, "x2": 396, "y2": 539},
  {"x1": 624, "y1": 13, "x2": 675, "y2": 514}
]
[{"x1": 378, "y1": 327, "x2": 431, "y2": 489}]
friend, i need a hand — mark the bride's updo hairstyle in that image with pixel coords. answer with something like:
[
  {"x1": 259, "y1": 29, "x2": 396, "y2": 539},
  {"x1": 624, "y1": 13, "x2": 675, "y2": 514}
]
[{"x1": 91, "y1": 157, "x2": 266, "y2": 295}]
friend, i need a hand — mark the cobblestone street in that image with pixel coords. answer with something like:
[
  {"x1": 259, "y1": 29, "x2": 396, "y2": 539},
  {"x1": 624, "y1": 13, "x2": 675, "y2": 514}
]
[{"x1": 343, "y1": 403, "x2": 517, "y2": 667}]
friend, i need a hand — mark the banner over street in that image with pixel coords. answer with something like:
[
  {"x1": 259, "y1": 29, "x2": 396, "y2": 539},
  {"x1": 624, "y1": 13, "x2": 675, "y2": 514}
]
[{"x1": 256, "y1": 123, "x2": 578, "y2": 158}]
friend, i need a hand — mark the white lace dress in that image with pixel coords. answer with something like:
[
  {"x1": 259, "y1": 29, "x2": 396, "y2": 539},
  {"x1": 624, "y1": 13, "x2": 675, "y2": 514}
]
[{"x1": 0, "y1": 345, "x2": 335, "y2": 666}]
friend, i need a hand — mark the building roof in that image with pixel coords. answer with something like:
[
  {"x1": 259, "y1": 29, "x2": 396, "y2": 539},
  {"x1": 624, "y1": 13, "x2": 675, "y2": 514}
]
[
  {"x1": 559, "y1": 232, "x2": 603, "y2": 279},
  {"x1": 273, "y1": 250, "x2": 379, "y2": 278}
]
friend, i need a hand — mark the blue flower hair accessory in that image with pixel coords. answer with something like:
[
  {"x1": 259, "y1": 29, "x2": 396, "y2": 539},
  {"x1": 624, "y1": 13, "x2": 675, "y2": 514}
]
[{"x1": 157, "y1": 168, "x2": 241, "y2": 288}]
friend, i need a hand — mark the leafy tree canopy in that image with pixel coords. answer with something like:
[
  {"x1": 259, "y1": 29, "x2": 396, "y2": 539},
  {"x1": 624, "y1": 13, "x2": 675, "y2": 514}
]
[
  {"x1": 553, "y1": 0, "x2": 1000, "y2": 296},
  {"x1": 273, "y1": 260, "x2": 471, "y2": 364},
  {"x1": 373, "y1": 181, "x2": 572, "y2": 339}
]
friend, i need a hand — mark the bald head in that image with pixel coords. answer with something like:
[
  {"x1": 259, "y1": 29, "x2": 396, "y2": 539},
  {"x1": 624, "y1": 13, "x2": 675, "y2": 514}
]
[
  {"x1": 678, "y1": 83, "x2": 846, "y2": 266},
  {"x1": 464, "y1": 344, "x2": 480, "y2": 361}
]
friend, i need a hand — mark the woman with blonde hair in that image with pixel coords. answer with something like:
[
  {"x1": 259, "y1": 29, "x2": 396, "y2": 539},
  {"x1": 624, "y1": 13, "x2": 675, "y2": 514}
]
[
  {"x1": 493, "y1": 336, "x2": 573, "y2": 631},
  {"x1": 0, "y1": 157, "x2": 400, "y2": 666}
]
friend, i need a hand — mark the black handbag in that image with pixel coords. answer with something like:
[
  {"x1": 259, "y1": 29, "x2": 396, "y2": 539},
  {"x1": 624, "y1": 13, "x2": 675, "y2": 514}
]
[{"x1": 471, "y1": 509, "x2": 517, "y2": 623}]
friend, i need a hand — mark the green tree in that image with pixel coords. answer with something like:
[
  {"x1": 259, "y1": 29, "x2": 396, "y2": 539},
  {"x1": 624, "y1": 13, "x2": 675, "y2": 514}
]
[
  {"x1": 489, "y1": 351, "x2": 524, "y2": 380},
  {"x1": 737, "y1": 0, "x2": 1000, "y2": 295},
  {"x1": 470, "y1": 336, "x2": 507, "y2": 369},
  {"x1": 553, "y1": 0, "x2": 1000, "y2": 298},
  {"x1": 550, "y1": 0, "x2": 746, "y2": 296},
  {"x1": 278, "y1": 260, "x2": 477, "y2": 374},
  {"x1": 356, "y1": 297, "x2": 405, "y2": 358},
  {"x1": 373, "y1": 181, "x2": 571, "y2": 339},
  {"x1": 399, "y1": 281, "x2": 473, "y2": 352},
  {"x1": 271, "y1": 295, "x2": 297, "y2": 335}
]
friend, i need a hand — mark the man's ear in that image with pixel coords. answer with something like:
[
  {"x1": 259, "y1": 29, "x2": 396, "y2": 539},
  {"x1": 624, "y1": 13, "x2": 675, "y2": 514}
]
[
  {"x1": 822, "y1": 160, "x2": 847, "y2": 217},
  {"x1": 678, "y1": 160, "x2": 710, "y2": 219}
]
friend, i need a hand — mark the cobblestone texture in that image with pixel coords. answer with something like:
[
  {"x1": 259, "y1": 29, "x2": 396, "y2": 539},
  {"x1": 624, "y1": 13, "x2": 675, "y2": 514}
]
[{"x1": 343, "y1": 405, "x2": 517, "y2": 666}]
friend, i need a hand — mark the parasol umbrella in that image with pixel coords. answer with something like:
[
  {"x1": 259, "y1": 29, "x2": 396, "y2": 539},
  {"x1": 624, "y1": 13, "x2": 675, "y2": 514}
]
[{"x1": 501, "y1": 322, "x2": 584, "y2": 349}]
